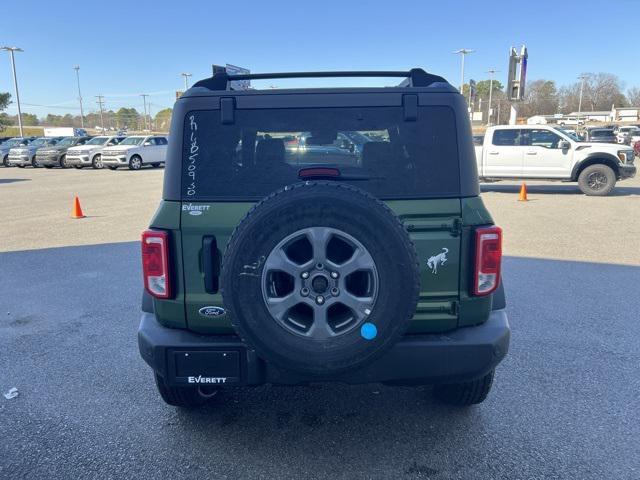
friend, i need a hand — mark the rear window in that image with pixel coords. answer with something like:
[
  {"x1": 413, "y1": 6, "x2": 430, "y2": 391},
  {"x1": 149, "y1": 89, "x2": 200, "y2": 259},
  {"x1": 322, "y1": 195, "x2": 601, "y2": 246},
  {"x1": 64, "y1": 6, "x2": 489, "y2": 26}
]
[
  {"x1": 492, "y1": 129, "x2": 521, "y2": 146},
  {"x1": 591, "y1": 130, "x2": 612, "y2": 137},
  {"x1": 181, "y1": 106, "x2": 460, "y2": 201}
]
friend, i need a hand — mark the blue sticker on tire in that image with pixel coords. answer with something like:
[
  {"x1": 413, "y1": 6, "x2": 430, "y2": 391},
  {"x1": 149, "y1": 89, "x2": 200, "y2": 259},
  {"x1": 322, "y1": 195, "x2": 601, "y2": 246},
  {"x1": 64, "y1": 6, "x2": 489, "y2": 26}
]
[{"x1": 360, "y1": 322, "x2": 377, "y2": 340}]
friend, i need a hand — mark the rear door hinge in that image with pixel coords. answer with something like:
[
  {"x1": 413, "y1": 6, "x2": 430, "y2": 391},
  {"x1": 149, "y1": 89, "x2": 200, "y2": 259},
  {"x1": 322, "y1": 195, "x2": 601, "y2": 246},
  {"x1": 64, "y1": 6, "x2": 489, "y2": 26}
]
[{"x1": 450, "y1": 301, "x2": 459, "y2": 316}]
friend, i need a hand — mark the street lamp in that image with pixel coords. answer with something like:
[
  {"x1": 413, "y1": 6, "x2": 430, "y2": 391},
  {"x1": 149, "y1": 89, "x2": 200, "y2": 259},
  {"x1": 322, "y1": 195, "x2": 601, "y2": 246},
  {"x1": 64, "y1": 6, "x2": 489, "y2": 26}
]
[
  {"x1": 577, "y1": 74, "x2": 589, "y2": 115},
  {"x1": 73, "y1": 65, "x2": 85, "y2": 129},
  {"x1": 453, "y1": 48, "x2": 474, "y2": 94},
  {"x1": 487, "y1": 69, "x2": 500, "y2": 126},
  {"x1": 95, "y1": 95, "x2": 105, "y2": 132},
  {"x1": 140, "y1": 94, "x2": 149, "y2": 131},
  {"x1": 1, "y1": 46, "x2": 24, "y2": 137},
  {"x1": 181, "y1": 72, "x2": 192, "y2": 91}
]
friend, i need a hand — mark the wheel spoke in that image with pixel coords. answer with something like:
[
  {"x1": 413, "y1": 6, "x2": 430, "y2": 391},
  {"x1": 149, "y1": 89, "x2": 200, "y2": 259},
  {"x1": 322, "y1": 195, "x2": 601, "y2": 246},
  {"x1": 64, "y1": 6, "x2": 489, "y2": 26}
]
[
  {"x1": 332, "y1": 247, "x2": 376, "y2": 276},
  {"x1": 338, "y1": 293, "x2": 375, "y2": 320},
  {"x1": 263, "y1": 248, "x2": 302, "y2": 277},
  {"x1": 265, "y1": 293, "x2": 300, "y2": 321},
  {"x1": 306, "y1": 228, "x2": 332, "y2": 264},
  {"x1": 308, "y1": 307, "x2": 333, "y2": 339}
]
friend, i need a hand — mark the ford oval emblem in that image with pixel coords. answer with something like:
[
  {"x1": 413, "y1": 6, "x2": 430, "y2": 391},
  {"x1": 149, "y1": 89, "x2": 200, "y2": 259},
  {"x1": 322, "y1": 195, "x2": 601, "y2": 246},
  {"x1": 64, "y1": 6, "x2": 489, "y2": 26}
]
[
  {"x1": 199, "y1": 306, "x2": 226, "y2": 318},
  {"x1": 189, "y1": 210, "x2": 203, "y2": 216}
]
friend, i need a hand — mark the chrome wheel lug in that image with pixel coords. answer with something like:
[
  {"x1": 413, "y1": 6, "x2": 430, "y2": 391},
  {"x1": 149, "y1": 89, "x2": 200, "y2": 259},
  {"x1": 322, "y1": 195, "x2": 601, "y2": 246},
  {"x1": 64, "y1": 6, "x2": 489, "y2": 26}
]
[
  {"x1": 330, "y1": 271, "x2": 339, "y2": 279},
  {"x1": 330, "y1": 287, "x2": 339, "y2": 296},
  {"x1": 301, "y1": 288, "x2": 309, "y2": 297},
  {"x1": 301, "y1": 271, "x2": 310, "y2": 279},
  {"x1": 316, "y1": 295, "x2": 325, "y2": 305}
]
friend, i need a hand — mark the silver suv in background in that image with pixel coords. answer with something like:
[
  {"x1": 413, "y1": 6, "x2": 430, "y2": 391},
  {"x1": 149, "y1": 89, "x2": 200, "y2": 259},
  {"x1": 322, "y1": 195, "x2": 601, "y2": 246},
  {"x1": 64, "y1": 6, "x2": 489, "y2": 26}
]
[
  {"x1": 66, "y1": 136, "x2": 126, "y2": 169},
  {"x1": 35, "y1": 136, "x2": 91, "y2": 168},
  {"x1": 101, "y1": 135, "x2": 168, "y2": 170},
  {"x1": 8, "y1": 137, "x2": 62, "y2": 167},
  {"x1": 1, "y1": 137, "x2": 35, "y2": 167}
]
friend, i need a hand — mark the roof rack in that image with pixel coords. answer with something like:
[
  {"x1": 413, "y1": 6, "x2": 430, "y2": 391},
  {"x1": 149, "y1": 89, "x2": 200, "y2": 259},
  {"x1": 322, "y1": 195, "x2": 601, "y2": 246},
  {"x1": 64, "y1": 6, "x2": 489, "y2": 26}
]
[{"x1": 192, "y1": 68, "x2": 448, "y2": 91}]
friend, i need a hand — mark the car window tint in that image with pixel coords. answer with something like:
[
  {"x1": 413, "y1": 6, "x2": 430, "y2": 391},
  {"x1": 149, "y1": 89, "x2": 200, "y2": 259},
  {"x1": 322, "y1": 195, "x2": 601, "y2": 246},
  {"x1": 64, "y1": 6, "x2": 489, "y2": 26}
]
[
  {"x1": 492, "y1": 129, "x2": 521, "y2": 146},
  {"x1": 181, "y1": 106, "x2": 461, "y2": 201},
  {"x1": 528, "y1": 130, "x2": 561, "y2": 148}
]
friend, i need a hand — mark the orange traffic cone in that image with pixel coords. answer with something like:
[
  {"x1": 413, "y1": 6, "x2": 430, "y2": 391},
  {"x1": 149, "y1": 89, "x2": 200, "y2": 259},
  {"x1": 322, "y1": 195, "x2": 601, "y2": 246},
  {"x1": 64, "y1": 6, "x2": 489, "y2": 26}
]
[
  {"x1": 71, "y1": 195, "x2": 85, "y2": 218},
  {"x1": 518, "y1": 182, "x2": 528, "y2": 202}
]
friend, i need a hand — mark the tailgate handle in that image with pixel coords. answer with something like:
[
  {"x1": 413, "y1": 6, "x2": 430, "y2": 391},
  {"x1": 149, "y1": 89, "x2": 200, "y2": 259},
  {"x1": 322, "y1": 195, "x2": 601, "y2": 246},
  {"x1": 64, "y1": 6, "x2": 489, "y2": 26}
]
[{"x1": 202, "y1": 236, "x2": 220, "y2": 294}]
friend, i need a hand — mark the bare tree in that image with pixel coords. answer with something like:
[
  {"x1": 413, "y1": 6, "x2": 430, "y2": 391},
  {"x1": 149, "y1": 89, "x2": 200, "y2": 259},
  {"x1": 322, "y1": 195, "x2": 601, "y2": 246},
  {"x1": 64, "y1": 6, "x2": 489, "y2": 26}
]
[
  {"x1": 518, "y1": 79, "x2": 559, "y2": 117},
  {"x1": 627, "y1": 87, "x2": 640, "y2": 106},
  {"x1": 585, "y1": 73, "x2": 626, "y2": 110},
  {"x1": 558, "y1": 73, "x2": 627, "y2": 113}
]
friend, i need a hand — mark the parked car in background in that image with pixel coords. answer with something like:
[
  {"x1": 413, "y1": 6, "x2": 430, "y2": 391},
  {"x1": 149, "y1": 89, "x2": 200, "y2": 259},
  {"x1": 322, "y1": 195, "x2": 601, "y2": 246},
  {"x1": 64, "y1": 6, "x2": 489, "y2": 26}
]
[
  {"x1": 616, "y1": 126, "x2": 640, "y2": 145},
  {"x1": 1, "y1": 137, "x2": 35, "y2": 167},
  {"x1": 8, "y1": 137, "x2": 62, "y2": 167},
  {"x1": 100, "y1": 135, "x2": 168, "y2": 170},
  {"x1": 556, "y1": 117, "x2": 584, "y2": 126},
  {"x1": 627, "y1": 129, "x2": 640, "y2": 150},
  {"x1": 475, "y1": 125, "x2": 635, "y2": 195},
  {"x1": 35, "y1": 136, "x2": 91, "y2": 168},
  {"x1": 585, "y1": 128, "x2": 617, "y2": 143},
  {"x1": 43, "y1": 127, "x2": 88, "y2": 137},
  {"x1": 66, "y1": 135, "x2": 126, "y2": 169}
]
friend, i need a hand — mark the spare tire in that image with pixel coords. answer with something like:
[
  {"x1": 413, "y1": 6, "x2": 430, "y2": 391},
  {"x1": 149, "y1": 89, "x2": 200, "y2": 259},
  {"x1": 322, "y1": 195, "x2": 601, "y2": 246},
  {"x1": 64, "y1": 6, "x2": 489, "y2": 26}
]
[{"x1": 221, "y1": 182, "x2": 420, "y2": 376}]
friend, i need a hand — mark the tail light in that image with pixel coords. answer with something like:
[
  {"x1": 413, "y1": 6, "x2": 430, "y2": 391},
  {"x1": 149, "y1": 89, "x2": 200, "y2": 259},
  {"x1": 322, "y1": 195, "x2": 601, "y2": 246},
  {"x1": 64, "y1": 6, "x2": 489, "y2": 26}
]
[
  {"x1": 473, "y1": 226, "x2": 502, "y2": 296},
  {"x1": 141, "y1": 230, "x2": 172, "y2": 299}
]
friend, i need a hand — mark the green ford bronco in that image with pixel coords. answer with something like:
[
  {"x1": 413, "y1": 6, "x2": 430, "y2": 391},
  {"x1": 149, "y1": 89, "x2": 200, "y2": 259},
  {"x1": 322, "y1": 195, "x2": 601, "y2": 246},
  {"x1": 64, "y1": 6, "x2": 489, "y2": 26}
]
[{"x1": 138, "y1": 69, "x2": 510, "y2": 407}]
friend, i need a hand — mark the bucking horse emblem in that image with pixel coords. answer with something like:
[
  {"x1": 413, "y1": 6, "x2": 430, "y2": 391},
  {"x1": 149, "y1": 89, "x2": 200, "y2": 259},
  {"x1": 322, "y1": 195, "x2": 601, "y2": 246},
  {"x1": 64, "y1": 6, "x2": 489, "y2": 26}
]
[{"x1": 426, "y1": 248, "x2": 449, "y2": 274}]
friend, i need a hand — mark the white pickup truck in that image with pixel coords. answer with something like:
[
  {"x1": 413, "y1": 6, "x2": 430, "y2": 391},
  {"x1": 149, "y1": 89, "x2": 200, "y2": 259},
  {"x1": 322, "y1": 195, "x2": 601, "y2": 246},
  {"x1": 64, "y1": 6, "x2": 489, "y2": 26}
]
[{"x1": 475, "y1": 125, "x2": 636, "y2": 195}]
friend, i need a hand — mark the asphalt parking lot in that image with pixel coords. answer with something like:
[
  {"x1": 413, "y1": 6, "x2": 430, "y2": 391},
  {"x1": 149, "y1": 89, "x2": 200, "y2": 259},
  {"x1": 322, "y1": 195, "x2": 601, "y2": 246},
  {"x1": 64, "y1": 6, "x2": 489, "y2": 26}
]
[{"x1": 1, "y1": 168, "x2": 639, "y2": 479}]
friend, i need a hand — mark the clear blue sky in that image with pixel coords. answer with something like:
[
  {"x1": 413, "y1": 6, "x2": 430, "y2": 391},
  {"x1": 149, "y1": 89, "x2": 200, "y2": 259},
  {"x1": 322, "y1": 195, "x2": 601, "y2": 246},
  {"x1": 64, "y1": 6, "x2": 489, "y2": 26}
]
[{"x1": 2, "y1": 0, "x2": 639, "y2": 119}]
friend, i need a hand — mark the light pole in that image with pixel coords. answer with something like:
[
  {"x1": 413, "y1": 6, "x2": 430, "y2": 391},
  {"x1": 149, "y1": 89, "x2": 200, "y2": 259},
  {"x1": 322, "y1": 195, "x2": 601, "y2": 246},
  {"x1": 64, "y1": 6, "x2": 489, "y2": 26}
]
[
  {"x1": 1, "y1": 46, "x2": 24, "y2": 137},
  {"x1": 486, "y1": 69, "x2": 499, "y2": 126},
  {"x1": 181, "y1": 72, "x2": 192, "y2": 91},
  {"x1": 453, "y1": 48, "x2": 474, "y2": 94},
  {"x1": 577, "y1": 74, "x2": 589, "y2": 116},
  {"x1": 140, "y1": 94, "x2": 149, "y2": 131},
  {"x1": 73, "y1": 66, "x2": 85, "y2": 129},
  {"x1": 95, "y1": 95, "x2": 105, "y2": 132}
]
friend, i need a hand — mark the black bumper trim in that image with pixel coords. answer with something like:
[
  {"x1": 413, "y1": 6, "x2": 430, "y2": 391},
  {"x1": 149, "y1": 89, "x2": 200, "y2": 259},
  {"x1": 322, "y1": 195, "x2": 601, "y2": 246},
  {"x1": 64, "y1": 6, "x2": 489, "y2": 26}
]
[
  {"x1": 619, "y1": 164, "x2": 636, "y2": 179},
  {"x1": 138, "y1": 310, "x2": 510, "y2": 386}
]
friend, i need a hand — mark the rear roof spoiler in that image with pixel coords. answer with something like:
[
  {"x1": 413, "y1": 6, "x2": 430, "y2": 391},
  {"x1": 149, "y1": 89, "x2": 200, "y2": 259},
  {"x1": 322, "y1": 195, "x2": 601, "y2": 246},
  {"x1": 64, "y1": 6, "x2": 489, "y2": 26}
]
[{"x1": 192, "y1": 68, "x2": 448, "y2": 91}]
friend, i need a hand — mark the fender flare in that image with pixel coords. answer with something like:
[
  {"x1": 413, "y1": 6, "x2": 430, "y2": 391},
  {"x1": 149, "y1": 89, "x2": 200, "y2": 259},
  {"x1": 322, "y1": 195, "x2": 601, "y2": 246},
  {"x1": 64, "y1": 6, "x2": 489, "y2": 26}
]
[{"x1": 571, "y1": 152, "x2": 620, "y2": 180}]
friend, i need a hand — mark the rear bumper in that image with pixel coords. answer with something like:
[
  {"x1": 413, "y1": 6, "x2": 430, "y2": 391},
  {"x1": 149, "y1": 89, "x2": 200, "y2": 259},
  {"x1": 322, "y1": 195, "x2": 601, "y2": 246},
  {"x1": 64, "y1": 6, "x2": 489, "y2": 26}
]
[{"x1": 138, "y1": 310, "x2": 510, "y2": 386}]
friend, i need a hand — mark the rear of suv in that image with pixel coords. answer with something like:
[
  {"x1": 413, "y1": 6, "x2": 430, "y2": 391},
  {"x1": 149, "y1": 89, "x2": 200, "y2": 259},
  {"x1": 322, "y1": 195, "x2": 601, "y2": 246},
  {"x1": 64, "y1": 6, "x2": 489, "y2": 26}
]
[{"x1": 138, "y1": 69, "x2": 510, "y2": 408}]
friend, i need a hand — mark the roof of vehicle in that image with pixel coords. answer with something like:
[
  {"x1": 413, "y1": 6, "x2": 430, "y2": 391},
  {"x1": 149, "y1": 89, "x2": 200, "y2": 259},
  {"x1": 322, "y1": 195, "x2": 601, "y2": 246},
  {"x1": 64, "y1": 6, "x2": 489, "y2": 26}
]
[{"x1": 183, "y1": 69, "x2": 456, "y2": 98}]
